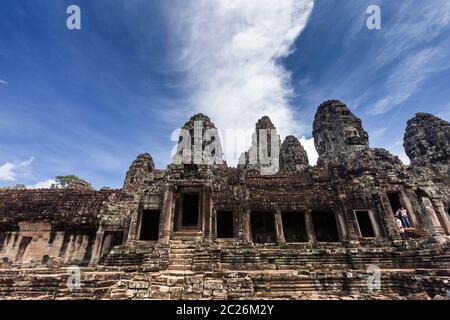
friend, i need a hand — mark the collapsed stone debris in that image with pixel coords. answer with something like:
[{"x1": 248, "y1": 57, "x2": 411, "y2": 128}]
[{"x1": 0, "y1": 100, "x2": 449, "y2": 300}]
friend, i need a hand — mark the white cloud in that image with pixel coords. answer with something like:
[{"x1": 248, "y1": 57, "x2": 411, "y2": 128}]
[
  {"x1": 27, "y1": 179, "x2": 57, "y2": 189},
  {"x1": 369, "y1": 47, "x2": 450, "y2": 116},
  {"x1": 0, "y1": 157, "x2": 34, "y2": 182},
  {"x1": 0, "y1": 79, "x2": 7, "y2": 85},
  {"x1": 0, "y1": 163, "x2": 15, "y2": 181},
  {"x1": 300, "y1": 137, "x2": 318, "y2": 165},
  {"x1": 170, "y1": 0, "x2": 315, "y2": 165}
]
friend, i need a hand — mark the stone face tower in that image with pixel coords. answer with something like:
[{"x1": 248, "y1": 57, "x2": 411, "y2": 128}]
[
  {"x1": 280, "y1": 135, "x2": 309, "y2": 171},
  {"x1": 313, "y1": 100, "x2": 369, "y2": 167},
  {"x1": 238, "y1": 116, "x2": 281, "y2": 175},
  {"x1": 124, "y1": 153, "x2": 155, "y2": 189},
  {"x1": 404, "y1": 113, "x2": 450, "y2": 167},
  {"x1": 172, "y1": 113, "x2": 224, "y2": 166}
]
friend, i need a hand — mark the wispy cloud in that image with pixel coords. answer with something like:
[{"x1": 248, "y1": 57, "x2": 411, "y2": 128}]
[
  {"x1": 0, "y1": 79, "x2": 7, "y2": 85},
  {"x1": 27, "y1": 178, "x2": 56, "y2": 189},
  {"x1": 370, "y1": 127, "x2": 388, "y2": 139},
  {"x1": 375, "y1": 1, "x2": 450, "y2": 67},
  {"x1": 170, "y1": 0, "x2": 315, "y2": 164},
  {"x1": 369, "y1": 47, "x2": 449, "y2": 115},
  {"x1": 367, "y1": 1, "x2": 450, "y2": 115},
  {"x1": 0, "y1": 157, "x2": 34, "y2": 182}
]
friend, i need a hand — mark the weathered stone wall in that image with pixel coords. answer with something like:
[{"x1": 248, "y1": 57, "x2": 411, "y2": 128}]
[
  {"x1": 0, "y1": 189, "x2": 132, "y2": 268},
  {"x1": 0, "y1": 227, "x2": 95, "y2": 268}
]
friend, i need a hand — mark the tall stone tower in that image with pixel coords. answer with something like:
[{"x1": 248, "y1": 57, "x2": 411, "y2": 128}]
[
  {"x1": 172, "y1": 113, "x2": 224, "y2": 166},
  {"x1": 313, "y1": 100, "x2": 369, "y2": 167},
  {"x1": 238, "y1": 116, "x2": 281, "y2": 175},
  {"x1": 280, "y1": 135, "x2": 309, "y2": 171},
  {"x1": 404, "y1": 113, "x2": 450, "y2": 167}
]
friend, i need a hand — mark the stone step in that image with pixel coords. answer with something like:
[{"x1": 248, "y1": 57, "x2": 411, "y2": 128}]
[
  {"x1": 170, "y1": 258, "x2": 192, "y2": 265},
  {"x1": 168, "y1": 264, "x2": 193, "y2": 271},
  {"x1": 171, "y1": 241, "x2": 197, "y2": 245},
  {"x1": 163, "y1": 270, "x2": 195, "y2": 276},
  {"x1": 171, "y1": 237, "x2": 201, "y2": 246},
  {"x1": 170, "y1": 248, "x2": 195, "y2": 254},
  {"x1": 170, "y1": 253, "x2": 194, "y2": 259},
  {"x1": 171, "y1": 232, "x2": 202, "y2": 241},
  {"x1": 152, "y1": 276, "x2": 185, "y2": 286},
  {"x1": 172, "y1": 232, "x2": 202, "y2": 237},
  {"x1": 170, "y1": 249, "x2": 195, "y2": 253}
]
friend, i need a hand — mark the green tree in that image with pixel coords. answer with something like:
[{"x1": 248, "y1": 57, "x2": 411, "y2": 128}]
[{"x1": 54, "y1": 175, "x2": 93, "y2": 189}]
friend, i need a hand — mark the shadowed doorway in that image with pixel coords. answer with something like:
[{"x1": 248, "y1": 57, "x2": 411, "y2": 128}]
[
  {"x1": 174, "y1": 191, "x2": 201, "y2": 231},
  {"x1": 251, "y1": 212, "x2": 277, "y2": 244},
  {"x1": 182, "y1": 193, "x2": 200, "y2": 227}
]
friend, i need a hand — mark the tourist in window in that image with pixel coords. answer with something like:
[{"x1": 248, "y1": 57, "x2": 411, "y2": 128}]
[
  {"x1": 395, "y1": 217, "x2": 405, "y2": 239},
  {"x1": 398, "y1": 207, "x2": 412, "y2": 228}
]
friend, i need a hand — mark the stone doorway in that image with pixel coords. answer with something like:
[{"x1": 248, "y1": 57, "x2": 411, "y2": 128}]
[
  {"x1": 216, "y1": 211, "x2": 234, "y2": 239},
  {"x1": 174, "y1": 190, "x2": 202, "y2": 231},
  {"x1": 139, "y1": 210, "x2": 160, "y2": 241},
  {"x1": 182, "y1": 194, "x2": 200, "y2": 227},
  {"x1": 250, "y1": 212, "x2": 277, "y2": 244},
  {"x1": 355, "y1": 210, "x2": 376, "y2": 238},
  {"x1": 387, "y1": 192, "x2": 403, "y2": 213},
  {"x1": 281, "y1": 212, "x2": 308, "y2": 242},
  {"x1": 312, "y1": 211, "x2": 340, "y2": 242}
]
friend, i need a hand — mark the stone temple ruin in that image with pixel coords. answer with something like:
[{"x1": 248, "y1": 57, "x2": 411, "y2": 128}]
[{"x1": 0, "y1": 100, "x2": 449, "y2": 300}]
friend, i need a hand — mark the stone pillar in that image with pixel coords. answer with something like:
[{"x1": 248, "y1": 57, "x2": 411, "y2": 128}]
[
  {"x1": 368, "y1": 210, "x2": 383, "y2": 237},
  {"x1": 417, "y1": 197, "x2": 445, "y2": 235},
  {"x1": 335, "y1": 194, "x2": 356, "y2": 242},
  {"x1": 379, "y1": 193, "x2": 402, "y2": 241},
  {"x1": 432, "y1": 199, "x2": 450, "y2": 234},
  {"x1": 274, "y1": 209, "x2": 285, "y2": 244},
  {"x1": 89, "y1": 230, "x2": 105, "y2": 265},
  {"x1": 304, "y1": 211, "x2": 316, "y2": 243},
  {"x1": 159, "y1": 189, "x2": 174, "y2": 245},
  {"x1": 401, "y1": 189, "x2": 419, "y2": 227},
  {"x1": 243, "y1": 209, "x2": 252, "y2": 243},
  {"x1": 125, "y1": 196, "x2": 141, "y2": 243},
  {"x1": 202, "y1": 185, "x2": 213, "y2": 241},
  {"x1": 236, "y1": 207, "x2": 246, "y2": 243},
  {"x1": 336, "y1": 212, "x2": 347, "y2": 242}
]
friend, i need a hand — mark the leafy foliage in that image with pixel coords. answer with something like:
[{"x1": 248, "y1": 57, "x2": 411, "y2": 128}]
[{"x1": 54, "y1": 175, "x2": 93, "y2": 189}]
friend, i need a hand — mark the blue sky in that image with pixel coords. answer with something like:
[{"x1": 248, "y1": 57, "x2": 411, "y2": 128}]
[{"x1": 1, "y1": 0, "x2": 449, "y2": 189}]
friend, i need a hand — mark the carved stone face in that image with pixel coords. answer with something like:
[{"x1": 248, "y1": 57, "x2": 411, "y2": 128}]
[
  {"x1": 124, "y1": 153, "x2": 155, "y2": 189},
  {"x1": 313, "y1": 100, "x2": 369, "y2": 164},
  {"x1": 313, "y1": 101, "x2": 369, "y2": 163},
  {"x1": 280, "y1": 135, "x2": 309, "y2": 171},
  {"x1": 404, "y1": 113, "x2": 450, "y2": 166},
  {"x1": 344, "y1": 126, "x2": 368, "y2": 146},
  {"x1": 173, "y1": 113, "x2": 224, "y2": 166}
]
